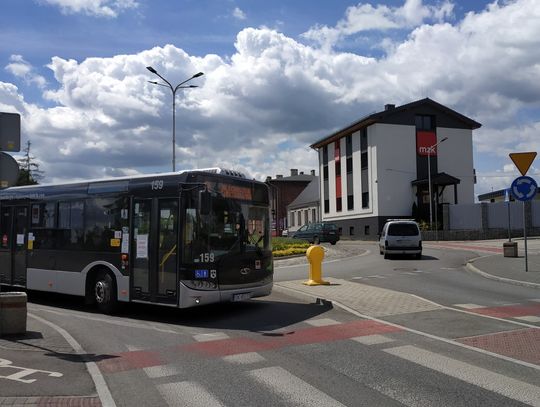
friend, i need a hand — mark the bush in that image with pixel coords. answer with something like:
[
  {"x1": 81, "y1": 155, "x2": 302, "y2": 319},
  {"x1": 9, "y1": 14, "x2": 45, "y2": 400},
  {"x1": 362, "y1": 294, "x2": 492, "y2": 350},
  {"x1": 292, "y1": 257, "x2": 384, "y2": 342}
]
[{"x1": 272, "y1": 237, "x2": 310, "y2": 256}]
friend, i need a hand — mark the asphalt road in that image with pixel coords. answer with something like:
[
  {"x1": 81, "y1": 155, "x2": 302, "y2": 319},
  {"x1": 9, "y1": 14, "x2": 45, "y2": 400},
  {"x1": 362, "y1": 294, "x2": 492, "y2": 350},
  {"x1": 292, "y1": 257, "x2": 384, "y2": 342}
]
[{"x1": 1, "y1": 243, "x2": 539, "y2": 406}]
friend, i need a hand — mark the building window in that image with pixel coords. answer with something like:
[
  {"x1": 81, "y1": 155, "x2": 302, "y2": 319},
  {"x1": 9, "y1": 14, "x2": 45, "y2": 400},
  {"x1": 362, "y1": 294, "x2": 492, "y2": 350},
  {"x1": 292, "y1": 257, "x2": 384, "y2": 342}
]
[
  {"x1": 312, "y1": 208, "x2": 316, "y2": 222},
  {"x1": 323, "y1": 166, "x2": 328, "y2": 180},
  {"x1": 336, "y1": 197, "x2": 342, "y2": 212},
  {"x1": 324, "y1": 199, "x2": 329, "y2": 213},
  {"x1": 304, "y1": 210, "x2": 309, "y2": 223},
  {"x1": 297, "y1": 211, "x2": 301, "y2": 226},
  {"x1": 361, "y1": 152, "x2": 368, "y2": 170},
  {"x1": 364, "y1": 225, "x2": 370, "y2": 235},
  {"x1": 346, "y1": 157, "x2": 353, "y2": 173},
  {"x1": 323, "y1": 145, "x2": 328, "y2": 164},
  {"x1": 347, "y1": 195, "x2": 354, "y2": 210},
  {"x1": 362, "y1": 192, "x2": 369, "y2": 209},
  {"x1": 290, "y1": 212, "x2": 295, "y2": 227},
  {"x1": 415, "y1": 115, "x2": 435, "y2": 131},
  {"x1": 349, "y1": 226, "x2": 354, "y2": 236}
]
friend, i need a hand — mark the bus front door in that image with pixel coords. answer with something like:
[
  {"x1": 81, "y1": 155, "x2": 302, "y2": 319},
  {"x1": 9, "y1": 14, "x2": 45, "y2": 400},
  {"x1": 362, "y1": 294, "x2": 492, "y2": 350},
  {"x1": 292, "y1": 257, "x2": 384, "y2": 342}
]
[
  {"x1": 132, "y1": 198, "x2": 179, "y2": 305},
  {"x1": 0, "y1": 206, "x2": 28, "y2": 287}
]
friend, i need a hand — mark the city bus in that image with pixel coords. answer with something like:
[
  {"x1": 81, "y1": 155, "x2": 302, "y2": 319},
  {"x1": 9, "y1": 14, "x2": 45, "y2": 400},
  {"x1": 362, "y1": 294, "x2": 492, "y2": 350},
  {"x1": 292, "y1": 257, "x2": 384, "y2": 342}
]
[{"x1": 0, "y1": 168, "x2": 273, "y2": 313}]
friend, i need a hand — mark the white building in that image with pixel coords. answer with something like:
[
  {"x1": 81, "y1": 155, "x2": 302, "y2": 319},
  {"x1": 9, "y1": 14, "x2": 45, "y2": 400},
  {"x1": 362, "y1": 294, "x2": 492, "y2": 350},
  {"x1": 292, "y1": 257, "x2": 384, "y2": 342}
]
[{"x1": 310, "y1": 98, "x2": 481, "y2": 238}]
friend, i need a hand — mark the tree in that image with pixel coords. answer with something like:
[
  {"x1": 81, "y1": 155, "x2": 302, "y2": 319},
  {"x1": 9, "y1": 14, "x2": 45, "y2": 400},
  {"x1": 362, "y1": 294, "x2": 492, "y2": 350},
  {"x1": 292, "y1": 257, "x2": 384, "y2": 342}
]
[{"x1": 16, "y1": 140, "x2": 44, "y2": 186}]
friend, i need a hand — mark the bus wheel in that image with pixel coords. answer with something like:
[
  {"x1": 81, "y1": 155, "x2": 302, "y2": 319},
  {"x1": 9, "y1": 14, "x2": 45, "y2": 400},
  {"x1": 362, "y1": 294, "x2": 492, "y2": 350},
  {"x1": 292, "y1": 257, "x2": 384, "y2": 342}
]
[{"x1": 94, "y1": 271, "x2": 117, "y2": 314}]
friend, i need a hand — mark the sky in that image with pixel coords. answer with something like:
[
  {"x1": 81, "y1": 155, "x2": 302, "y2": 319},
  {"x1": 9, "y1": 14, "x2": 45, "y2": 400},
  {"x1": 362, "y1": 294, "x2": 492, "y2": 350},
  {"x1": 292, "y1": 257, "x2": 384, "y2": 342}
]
[{"x1": 1, "y1": 0, "x2": 539, "y2": 197}]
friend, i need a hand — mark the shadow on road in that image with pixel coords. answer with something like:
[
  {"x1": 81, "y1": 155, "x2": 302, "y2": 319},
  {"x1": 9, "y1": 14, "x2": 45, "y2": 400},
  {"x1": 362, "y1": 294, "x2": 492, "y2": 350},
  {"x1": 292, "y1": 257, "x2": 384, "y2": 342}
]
[{"x1": 27, "y1": 289, "x2": 333, "y2": 334}]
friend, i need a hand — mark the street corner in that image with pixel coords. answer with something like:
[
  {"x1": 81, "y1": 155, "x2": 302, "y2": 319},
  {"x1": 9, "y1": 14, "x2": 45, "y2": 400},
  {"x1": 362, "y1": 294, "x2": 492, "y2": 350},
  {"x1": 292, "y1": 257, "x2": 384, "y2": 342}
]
[{"x1": 0, "y1": 314, "x2": 97, "y2": 399}]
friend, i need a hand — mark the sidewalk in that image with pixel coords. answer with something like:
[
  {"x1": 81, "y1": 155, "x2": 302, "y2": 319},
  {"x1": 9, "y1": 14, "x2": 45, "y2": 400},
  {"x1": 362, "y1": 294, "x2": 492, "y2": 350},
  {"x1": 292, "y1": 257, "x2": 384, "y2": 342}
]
[{"x1": 426, "y1": 239, "x2": 540, "y2": 289}]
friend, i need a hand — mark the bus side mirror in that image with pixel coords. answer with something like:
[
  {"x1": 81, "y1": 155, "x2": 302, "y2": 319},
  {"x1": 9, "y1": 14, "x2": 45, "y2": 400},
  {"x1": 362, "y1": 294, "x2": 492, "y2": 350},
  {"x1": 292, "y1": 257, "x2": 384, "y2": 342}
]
[{"x1": 199, "y1": 191, "x2": 211, "y2": 215}]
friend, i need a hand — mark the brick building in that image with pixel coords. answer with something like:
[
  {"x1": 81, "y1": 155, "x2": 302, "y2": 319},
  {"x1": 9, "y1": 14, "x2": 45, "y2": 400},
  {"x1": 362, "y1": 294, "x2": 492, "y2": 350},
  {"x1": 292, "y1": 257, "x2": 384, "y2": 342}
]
[{"x1": 265, "y1": 169, "x2": 316, "y2": 236}]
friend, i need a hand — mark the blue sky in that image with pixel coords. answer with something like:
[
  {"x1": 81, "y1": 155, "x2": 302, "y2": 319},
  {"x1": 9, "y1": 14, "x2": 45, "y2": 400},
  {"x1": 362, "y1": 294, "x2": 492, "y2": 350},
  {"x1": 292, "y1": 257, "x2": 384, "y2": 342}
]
[{"x1": 1, "y1": 0, "x2": 539, "y2": 197}]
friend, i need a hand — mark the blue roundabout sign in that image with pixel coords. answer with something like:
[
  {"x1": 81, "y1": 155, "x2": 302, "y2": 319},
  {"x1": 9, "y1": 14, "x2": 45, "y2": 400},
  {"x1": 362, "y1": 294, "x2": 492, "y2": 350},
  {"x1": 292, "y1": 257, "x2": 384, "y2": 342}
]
[{"x1": 511, "y1": 176, "x2": 538, "y2": 202}]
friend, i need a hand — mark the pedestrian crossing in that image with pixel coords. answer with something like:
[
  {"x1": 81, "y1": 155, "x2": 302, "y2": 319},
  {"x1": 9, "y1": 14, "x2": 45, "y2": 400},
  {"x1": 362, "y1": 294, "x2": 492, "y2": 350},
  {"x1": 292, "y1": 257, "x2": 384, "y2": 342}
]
[{"x1": 123, "y1": 323, "x2": 540, "y2": 407}]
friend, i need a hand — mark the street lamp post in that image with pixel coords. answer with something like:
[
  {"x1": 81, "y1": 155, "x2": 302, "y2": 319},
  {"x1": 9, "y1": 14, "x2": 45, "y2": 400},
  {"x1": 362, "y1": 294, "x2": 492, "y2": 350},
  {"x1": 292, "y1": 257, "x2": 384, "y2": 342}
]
[
  {"x1": 427, "y1": 137, "x2": 448, "y2": 234},
  {"x1": 146, "y1": 66, "x2": 204, "y2": 172}
]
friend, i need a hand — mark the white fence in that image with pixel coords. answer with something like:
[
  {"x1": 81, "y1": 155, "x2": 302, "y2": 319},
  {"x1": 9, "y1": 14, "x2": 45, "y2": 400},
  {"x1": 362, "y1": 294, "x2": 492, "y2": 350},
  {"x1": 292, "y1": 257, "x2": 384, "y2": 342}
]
[
  {"x1": 449, "y1": 203, "x2": 481, "y2": 230},
  {"x1": 486, "y1": 201, "x2": 523, "y2": 229},
  {"x1": 533, "y1": 201, "x2": 540, "y2": 227}
]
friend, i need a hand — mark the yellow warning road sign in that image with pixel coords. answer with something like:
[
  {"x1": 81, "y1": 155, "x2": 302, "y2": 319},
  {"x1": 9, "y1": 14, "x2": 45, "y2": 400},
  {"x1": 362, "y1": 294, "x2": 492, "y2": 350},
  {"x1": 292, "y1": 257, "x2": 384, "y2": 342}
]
[{"x1": 509, "y1": 152, "x2": 537, "y2": 176}]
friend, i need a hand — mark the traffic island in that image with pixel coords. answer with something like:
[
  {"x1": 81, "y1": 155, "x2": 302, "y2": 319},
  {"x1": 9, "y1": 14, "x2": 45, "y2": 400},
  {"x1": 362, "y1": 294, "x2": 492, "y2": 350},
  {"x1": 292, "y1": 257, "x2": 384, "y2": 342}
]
[{"x1": 0, "y1": 292, "x2": 27, "y2": 336}]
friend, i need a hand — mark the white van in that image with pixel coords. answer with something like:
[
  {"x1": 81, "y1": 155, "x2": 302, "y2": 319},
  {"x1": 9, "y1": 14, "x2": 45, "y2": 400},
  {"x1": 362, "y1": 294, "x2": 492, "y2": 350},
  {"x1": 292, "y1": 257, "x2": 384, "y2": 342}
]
[{"x1": 379, "y1": 220, "x2": 422, "y2": 259}]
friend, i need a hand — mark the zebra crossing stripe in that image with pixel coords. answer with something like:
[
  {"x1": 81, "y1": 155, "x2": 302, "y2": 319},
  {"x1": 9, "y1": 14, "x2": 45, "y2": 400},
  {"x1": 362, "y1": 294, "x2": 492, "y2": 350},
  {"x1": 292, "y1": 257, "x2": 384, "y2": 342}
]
[
  {"x1": 384, "y1": 345, "x2": 540, "y2": 406},
  {"x1": 248, "y1": 366, "x2": 346, "y2": 407},
  {"x1": 222, "y1": 352, "x2": 266, "y2": 365},
  {"x1": 158, "y1": 381, "x2": 226, "y2": 407}
]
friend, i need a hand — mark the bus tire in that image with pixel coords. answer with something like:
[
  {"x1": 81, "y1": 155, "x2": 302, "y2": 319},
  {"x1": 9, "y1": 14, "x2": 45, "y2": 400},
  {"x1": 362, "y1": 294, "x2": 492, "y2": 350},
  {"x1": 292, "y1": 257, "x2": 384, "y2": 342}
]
[{"x1": 94, "y1": 271, "x2": 117, "y2": 314}]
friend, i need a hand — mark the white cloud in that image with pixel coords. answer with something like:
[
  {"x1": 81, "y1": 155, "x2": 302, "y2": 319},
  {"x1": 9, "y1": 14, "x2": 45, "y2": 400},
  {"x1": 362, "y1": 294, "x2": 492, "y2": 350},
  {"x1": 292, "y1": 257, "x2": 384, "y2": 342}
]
[
  {"x1": 38, "y1": 0, "x2": 138, "y2": 18},
  {"x1": 302, "y1": 0, "x2": 454, "y2": 49},
  {"x1": 5, "y1": 55, "x2": 47, "y2": 88},
  {"x1": 1, "y1": 0, "x2": 539, "y2": 199},
  {"x1": 232, "y1": 7, "x2": 247, "y2": 21}
]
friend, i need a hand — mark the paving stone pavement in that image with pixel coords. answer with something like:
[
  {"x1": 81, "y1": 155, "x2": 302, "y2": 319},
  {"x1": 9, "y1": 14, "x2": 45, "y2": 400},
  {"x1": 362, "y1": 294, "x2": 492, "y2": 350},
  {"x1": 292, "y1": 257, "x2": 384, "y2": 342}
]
[{"x1": 276, "y1": 277, "x2": 442, "y2": 317}]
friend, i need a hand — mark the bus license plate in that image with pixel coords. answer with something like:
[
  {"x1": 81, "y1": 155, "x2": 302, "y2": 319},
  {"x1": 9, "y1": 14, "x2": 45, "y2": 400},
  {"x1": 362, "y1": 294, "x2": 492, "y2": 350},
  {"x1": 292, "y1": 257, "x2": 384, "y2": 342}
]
[{"x1": 232, "y1": 293, "x2": 252, "y2": 302}]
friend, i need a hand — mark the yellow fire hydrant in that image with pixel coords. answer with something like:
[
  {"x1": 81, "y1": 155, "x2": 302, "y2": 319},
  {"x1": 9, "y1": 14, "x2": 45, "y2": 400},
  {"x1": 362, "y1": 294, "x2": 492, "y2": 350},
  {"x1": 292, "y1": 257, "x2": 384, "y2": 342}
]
[{"x1": 303, "y1": 245, "x2": 330, "y2": 286}]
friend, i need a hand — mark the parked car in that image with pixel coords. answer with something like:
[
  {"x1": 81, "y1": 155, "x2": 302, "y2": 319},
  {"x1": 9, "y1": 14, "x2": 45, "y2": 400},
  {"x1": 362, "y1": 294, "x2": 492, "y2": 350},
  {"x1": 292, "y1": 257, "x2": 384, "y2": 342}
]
[
  {"x1": 281, "y1": 229, "x2": 289, "y2": 237},
  {"x1": 379, "y1": 219, "x2": 422, "y2": 259},
  {"x1": 292, "y1": 222, "x2": 339, "y2": 245}
]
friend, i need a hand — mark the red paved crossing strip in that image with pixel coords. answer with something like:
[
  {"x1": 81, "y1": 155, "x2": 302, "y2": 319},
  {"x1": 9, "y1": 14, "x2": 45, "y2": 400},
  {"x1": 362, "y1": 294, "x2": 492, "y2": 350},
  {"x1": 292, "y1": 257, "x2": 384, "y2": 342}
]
[
  {"x1": 182, "y1": 320, "x2": 402, "y2": 357},
  {"x1": 468, "y1": 303, "x2": 540, "y2": 319},
  {"x1": 96, "y1": 320, "x2": 402, "y2": 373},
  {"x1": 98, "y1": 350, "x2": 163, "y2": 373},
  {"x1": 427, "y1": 242, "x2": 503, "y2": 253},
  {"x1": 458, "y1": 328, "x2": 540, "y2": 365}
]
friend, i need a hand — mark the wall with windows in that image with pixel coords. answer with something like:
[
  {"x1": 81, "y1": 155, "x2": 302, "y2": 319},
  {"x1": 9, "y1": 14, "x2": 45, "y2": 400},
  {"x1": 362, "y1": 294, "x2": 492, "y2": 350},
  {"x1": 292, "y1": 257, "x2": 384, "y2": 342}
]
[{"x1": 288, "y1": 205, "x2": 319, "y2": 232}]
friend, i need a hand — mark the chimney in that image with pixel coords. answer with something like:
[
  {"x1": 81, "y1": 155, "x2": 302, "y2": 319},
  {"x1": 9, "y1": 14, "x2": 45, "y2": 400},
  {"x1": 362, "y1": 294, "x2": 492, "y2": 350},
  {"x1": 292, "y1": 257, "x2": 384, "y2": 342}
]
[
  {"x1": 290, "y1": 169, "x2": 298, "y2": 176},
  {"x1": 300, "y1": 171, "x2": 304, "y2": 175},
  {"x1": 265, "y1": 176, "x2": 271, "y2": 183},
  {"x1": 276, "y1": 174, "x2": 283, "y2": 179},
  {"x1": 311, "y1": 170, "x2": 316, "y2": 176},
  {"x1": 385, "y1": 104, "x2": 395, "y2": 111}
]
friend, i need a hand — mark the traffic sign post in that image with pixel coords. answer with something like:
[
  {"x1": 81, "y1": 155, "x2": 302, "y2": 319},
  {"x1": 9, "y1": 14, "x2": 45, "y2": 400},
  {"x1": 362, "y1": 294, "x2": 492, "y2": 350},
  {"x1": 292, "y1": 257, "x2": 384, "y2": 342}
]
[{"x1": 510, "y1": 174, "x2": 538, "y2": 272}]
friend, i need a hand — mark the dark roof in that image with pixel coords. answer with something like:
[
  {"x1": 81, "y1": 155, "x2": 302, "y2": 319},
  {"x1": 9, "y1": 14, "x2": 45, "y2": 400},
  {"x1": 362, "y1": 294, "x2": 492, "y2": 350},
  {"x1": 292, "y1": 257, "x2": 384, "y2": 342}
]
[
  {"x1": 411, "y1": 172, "x2": 461, "y2": 186},
  {"x1": 478, "y1": 189, "x2": 506, "y2": 201},
  {"x1": 287, "y1": 178, "x2": 320, "y2": 209},
  {"x1": 310, "y1": 98, "x2": 482, "y2": 149},
  {"x1": 267, "y1": 174, "x2": 316, "y2": 183}
]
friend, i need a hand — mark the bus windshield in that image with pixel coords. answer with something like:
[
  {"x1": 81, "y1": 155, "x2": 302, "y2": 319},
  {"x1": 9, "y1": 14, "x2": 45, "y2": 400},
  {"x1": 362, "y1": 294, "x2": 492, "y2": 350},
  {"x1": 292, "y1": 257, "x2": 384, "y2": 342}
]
[{"x1": 183, "y1": 190, "x2": 270, "y2": 264}]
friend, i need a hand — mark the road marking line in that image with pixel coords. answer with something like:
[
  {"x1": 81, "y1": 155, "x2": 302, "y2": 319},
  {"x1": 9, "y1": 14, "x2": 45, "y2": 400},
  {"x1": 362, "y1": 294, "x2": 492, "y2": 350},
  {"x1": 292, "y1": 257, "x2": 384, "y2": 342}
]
[
  {"x1": 351, "y1": 335, "x2": 395, "y2": 345},
  {"x1": 305, "y1": 318, "x2": 341, "y2": 327},
  {"x1": 28, "y1": 313, "x2": 116, "y2": 407},
  {"x1": 275, "y1": 251, "x2": 370, "y2": 269},
  {"x1": 158, "y1": 381, "x2": 225, "y2": 407},
  {"x1": 193, "y1": 332, "x2": 230, "y2": 342},
  {"x1": 402, "y1": 272, "x2": 419, "y2": 276},
  {"x1": 248, "y1": 366, "x2": 346, "y2": 407},
  {"x1": 514, "y1": 316, "x2": 540, "y2": 323},
  {"x1": 453, "y1": 304, "x2": 484, "y2": 309},
  {"x1": 30, "y1": 306, "x2": 178, "y2": 334},
  {"x1": 384, "y1": 345, "x2": 540, "y2": 407},
  {"x1": 222, "y1": 352, "x2": 266, "y2": 365},
  {"x1": 366, "y1": 275, "x2": 387, "y2": 279},
  {"x1": 530, "y1": 299, "x2": 540, "y2": 303}
]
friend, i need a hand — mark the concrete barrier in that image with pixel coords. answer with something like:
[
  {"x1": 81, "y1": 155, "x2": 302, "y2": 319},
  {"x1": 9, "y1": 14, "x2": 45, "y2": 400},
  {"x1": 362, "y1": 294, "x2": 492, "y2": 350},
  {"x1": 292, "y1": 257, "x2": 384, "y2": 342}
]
[{"x1": 0, "y1": 292, "x2": 27, "y2": 336}]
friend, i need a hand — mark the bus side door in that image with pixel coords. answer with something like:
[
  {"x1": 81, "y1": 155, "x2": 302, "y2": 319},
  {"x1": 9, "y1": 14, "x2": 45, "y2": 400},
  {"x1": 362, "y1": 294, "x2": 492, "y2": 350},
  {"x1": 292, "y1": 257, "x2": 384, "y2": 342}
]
[
  {"x1": 0, "y1": 206, "x2": 13, "y2": 285},
  {"x1": 0, "y1": 205, "x2": 28, "y2": 286}
]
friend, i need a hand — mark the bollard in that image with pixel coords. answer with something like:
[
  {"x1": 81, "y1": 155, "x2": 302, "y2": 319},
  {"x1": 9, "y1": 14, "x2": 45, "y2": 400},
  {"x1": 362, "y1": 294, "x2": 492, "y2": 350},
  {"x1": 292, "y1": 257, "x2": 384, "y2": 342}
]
[
  {"x1": 0, "y1": 292, "x2": 27, "y2": 336},
  {"x1": 303, "y1": 245, "x2": 330, "y2": 286}
]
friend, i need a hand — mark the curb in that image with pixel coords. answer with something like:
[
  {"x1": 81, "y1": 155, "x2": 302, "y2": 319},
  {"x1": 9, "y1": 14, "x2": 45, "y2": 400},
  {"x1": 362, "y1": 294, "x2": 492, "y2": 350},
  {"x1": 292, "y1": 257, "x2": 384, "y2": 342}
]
[{"x1": 465, "y1": 260, "x2": 540, "y2": 290}]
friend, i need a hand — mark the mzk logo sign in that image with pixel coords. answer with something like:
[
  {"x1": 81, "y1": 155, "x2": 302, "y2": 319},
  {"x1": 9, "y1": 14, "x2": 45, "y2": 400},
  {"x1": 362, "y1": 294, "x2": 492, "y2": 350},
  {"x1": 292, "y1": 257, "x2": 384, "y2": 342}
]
[{"x1": 416, "y1": 131, "x2": 437, "y2": 156}]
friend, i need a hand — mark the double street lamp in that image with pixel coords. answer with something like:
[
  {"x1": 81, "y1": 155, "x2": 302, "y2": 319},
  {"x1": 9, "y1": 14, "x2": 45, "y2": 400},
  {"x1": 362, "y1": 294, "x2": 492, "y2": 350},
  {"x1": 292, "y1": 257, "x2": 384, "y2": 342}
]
[
  {"x1": 146, "y1": 66, "x2": 204, "y2": 172},
  {"x1": 427, "y1": 136, "x2": 448, "y2": 232}
]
